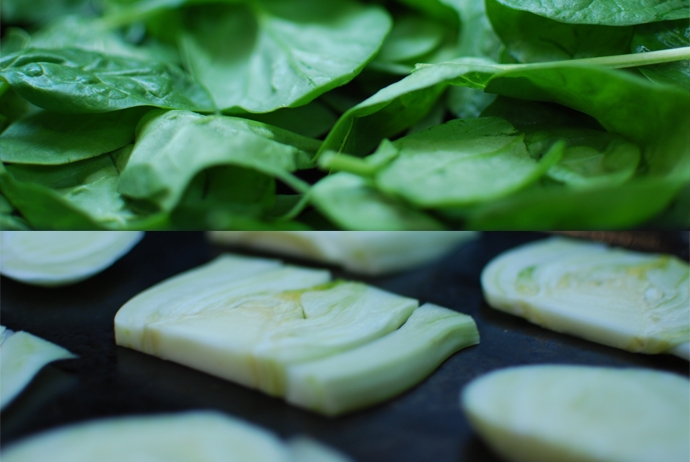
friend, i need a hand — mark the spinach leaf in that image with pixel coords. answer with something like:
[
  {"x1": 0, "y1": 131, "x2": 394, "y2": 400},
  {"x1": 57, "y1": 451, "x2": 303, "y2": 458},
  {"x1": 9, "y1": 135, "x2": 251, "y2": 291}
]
[
  {"x1": 1, "y1": 0, "x2": 93, "y2": 25},
  {"x1": 0, "y1": 146, "x2": 149, "y2": 229},
  {"x1": 374, "y1": 15, "x2": 447, "y2": 66},
  {"x1": 0, "y1": 107, "x2": 148, "y2": 165},
  {"x1": 461, "y1": 177, "x2": 686, "y2": 229},
  {"x1": 323, "y1": 117, "x2": 564, "y2": 207},
  {"x1": 0, "y1": 88, "x2": 37, "y2": 133},
  {"x1": 525, "y1": 128, "x2": 641, "y2": 188},
  {"x1": 632, "y1": 19, "x2": 690, "y2": 90},
  {"x1": 484, "y1": 63, "x2": 690, "y2": 176},
  {"x1": 0, "y1": 48, "x2": 215, "y2": 113},
  {"x1": 486, "y1": 0, "x2": 633, "y2": 62},
  {"x1": 310, "y1": 172, "x2": 446, "y2": 230},
  {"x1": 0, "y1": 194, "x2": 30, "y2": 230},
  {"x1": 394, "y1": 0, "x2": 460, "y2": 28},
  {"x1": 241, "y1": 100, "x2": 337, "y2": 138},
  {"x1": 319, "y1": 49, "x2": 690, "y2": 159},
  {"x1": 451, "y1": 0, "x2": 502, "y2": 59},
  {"x1": 170, "y1": 166, "x2": 276, "y2": 229},
  {"x1": 177, "y1": 0, "x2": 391, "y2": 113},
  {"x1": 471, "y1": 98, "x2": 640, "y2": 188},
  {"x1": 118, "y1": 110, "x2": 316, "y2": 212},
  {"x1": 376, "y1": 118, "x2": 562, "y2": 207},
  {"x1": 27, "y1": 16, "x2": 181, "y2": 64},
  {"x1": 480, "y1": 96, "x2": 603, "y2": 131},
  {"x1": 494, "y1": 0, "x2": 690, "y2": 26}
]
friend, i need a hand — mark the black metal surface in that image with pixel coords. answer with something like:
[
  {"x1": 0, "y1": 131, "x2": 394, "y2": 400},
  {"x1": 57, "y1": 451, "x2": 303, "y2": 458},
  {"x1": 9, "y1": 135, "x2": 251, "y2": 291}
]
[{"x1": 1, "y1": 232, "x2": 688, "y2": 461}]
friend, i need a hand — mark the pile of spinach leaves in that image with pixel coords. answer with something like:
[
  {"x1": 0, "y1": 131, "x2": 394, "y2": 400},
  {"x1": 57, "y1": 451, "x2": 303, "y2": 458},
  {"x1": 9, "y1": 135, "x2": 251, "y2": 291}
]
[{"x1": 1, "y1": 0, "x2": 688, "y2": 230}]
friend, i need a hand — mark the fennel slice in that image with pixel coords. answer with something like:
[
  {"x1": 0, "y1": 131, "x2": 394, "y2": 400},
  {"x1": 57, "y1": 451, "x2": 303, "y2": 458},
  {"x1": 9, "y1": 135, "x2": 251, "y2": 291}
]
[
  {"x1": 481, "y1": 237, "x2": 690, "y2": 357},
  {"x1": 285, "y1": 303, "x2": 479, "y2": 416},
  {"x1": 0, "y1": 327, "x2": 76, "y2": 410},
  {"x1": 207, "y1": 231, "x2": 476, "y2": 275},
  {"x1": 0, "y1": 231, "x2": 143, "y2": 286},
  {"x1": 115, "y1": 254, "x2": 332, "y2": 392},
  {"x1": 1, "y1": 412, "x2": 290, "y2": 462},
  {"x1": 287, "y1": 436, "x2": 354, "y2": 462},
  {"x1": 115, "y1": 254, "x2": 420, "y2": 399},
  {"x1": 461, "y1": 365, "x2": 690, "y2": 462}
]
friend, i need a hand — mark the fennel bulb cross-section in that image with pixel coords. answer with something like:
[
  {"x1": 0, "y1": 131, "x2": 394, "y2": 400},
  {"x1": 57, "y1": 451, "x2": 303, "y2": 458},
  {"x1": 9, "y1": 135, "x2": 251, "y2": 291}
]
[
  {"x1": 286, "y1": 303, "x2": 479, "y2": 416},
  {"x1": 461, "y1": 365, "x2": 690, "y2": 462},
  {"x1": 0, "y1": 231, "x2": 143, "y2": 286},
  {"x1": 0, "y1": 326, "x2": 76, "y2": 409},
  {"x1": 207, "y1": 231, "x2": 477, "y2": 275},
  {"x1": 115, "y1": 253, "x2": 478, "y2": 414},
  {"x1": 481, "y1": 237, "x2": 690, "y2": 357},
  {"x1": 2, "y1": 411, "x2": 354, "y2": 462}
]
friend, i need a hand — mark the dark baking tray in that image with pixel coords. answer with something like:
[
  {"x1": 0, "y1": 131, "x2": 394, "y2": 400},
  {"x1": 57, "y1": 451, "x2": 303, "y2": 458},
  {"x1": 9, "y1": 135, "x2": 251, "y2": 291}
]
[{"x1": 2, "y1": 232, "x2": 688, "y2": 461}]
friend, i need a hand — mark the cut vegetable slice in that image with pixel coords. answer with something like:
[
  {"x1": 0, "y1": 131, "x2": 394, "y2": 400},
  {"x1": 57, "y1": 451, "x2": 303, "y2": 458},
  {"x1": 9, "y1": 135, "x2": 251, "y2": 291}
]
[
  {"x1": 115, "y1": 254, "x2": 419, "y2": 397},
  {"x1": 115, "y1": 254, "x2": 477, "y2": 414},
  {"x1": 481, "y1": 237, "x2": 689, "y2": 357},
  {"x1": 287, "y1": 436, "x2": 354, "y2": 462},
  {"x1": 207, "y1": 231, "x2": 477, "y2": 275},
  {"x1": 1, "y1": 326, "x2": 76, "y2": 409},
  {"x1": 461, "y1": 365, "x2": 690, "y2": 462},
  {"x1": 286, "y1": 303, "x2": 479, "y2": 416},
  {"x1": 0, "y1": 231, "x2": 144, "y2": 286},
  {"x1": 2, "y1": 411, "x2": 351, "y2": 462}
]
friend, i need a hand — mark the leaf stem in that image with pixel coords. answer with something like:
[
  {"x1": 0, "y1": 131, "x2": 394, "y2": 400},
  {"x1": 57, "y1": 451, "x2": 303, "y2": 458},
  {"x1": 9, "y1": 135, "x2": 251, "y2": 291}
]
[
  {"x1": 509, "y1": 47, "x2": 690, "y2": 71},
  {"x1": 318, "y1": 151, "x2": 378, "y2": 177}
]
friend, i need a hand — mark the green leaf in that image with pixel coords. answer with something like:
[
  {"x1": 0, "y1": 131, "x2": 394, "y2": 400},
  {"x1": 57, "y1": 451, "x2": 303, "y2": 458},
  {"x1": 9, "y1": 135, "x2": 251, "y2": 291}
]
[
  {"x1": 1, "y1": 0, "x2": 93, "y2": 24},
  {"x1": 0, "y1": 107, "x2": 148, "y2": 165},
  {"x1": 170, "y1": 166, "x2": 277, "y2": 229},
  {"x1": 28, "y1": 15, "x2": 181, "y2": 64},
  {"x1": 531, "y1": 128, "x2": 641, "y2": 188},
  {"x1": 373, "y1": 118, "x2": 564, "y2": 207},
  {"x1": 0, "y1": 147, "x2": 146, "y2": 229},
  {"x1": 633, "y1": 19, "x2": 690, "y2": 90},
  {"x1": 493, "y1": 0, "x2": 690, "y2": 25},
  {"x1": 484, "y1": 63, "x2": 690, "y2": 177},
  {"x1": 486, "y1": 0, "x2": 633, "y2": 63},
  {"x1": 317, "y1": 58, "x2": 487, "y2": 156},
  {"x1": 321, "y1": 49, "x2": 690, "y2": 165},
  {"x1": 375, "y1": 15, "x2": 447, "y2": 64},
  {"x1": 449, "y1": 0, "x2": 502, "y2": 59},
  {"x1": 310, "y1": 172, "x2": 446, "y2": 230},
  {"x1": 396, "y1": 0, "x2": 460, "y2": 28},
  {"x1": 241, "y1": 100, "x2": 337, "y2": 139},
  {"x1": 0, "y1": 194, "x2": 30, "y2": 230},
  {"x1": 462, "y1": 177, "x2": 687, "y2": 229},
  {"x1": 118, "y1": 110, "x2": 316, "y2": 212},
  {"x1": 178, "y1": 0, "x2": 391, "y2": 113},
  {"x1": 0, "y1": 48, "x2": 215, "y2": 113}
]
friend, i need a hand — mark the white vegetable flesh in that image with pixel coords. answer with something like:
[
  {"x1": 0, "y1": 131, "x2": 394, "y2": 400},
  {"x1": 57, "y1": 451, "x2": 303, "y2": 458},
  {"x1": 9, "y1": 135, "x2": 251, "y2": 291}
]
[
  {"x1": 286, "y1": 303, "x2": 479, "y2": 416},
  {"x1": 461, "y1": 365, "x2": 690, "y2": 462},
  {"x1": 481, "y1": 237, "x2": 689, "y2": 356},
  {"x1": 0, "y1": 327, "x2": 76, "y2": 409},
  {"x1": 0, "y1": 231, "x2": 144, "y2": 286},
  {"x1": 207, "y1": 231, "x2": 476, "y2": 275},
  {"x1": 2, "y1": 411, "x2": 351, "y2": 462},
  {"x1": 115, "y1": 254, "x2": 478, "y2": 414},
  {"x1": 287, "y1": 436, "x2": 354, "y2": 462}
]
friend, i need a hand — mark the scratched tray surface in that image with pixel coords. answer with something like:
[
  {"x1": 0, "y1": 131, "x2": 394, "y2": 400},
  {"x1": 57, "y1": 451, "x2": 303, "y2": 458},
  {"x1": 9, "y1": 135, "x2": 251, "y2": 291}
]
[{"x1": 1, "y1": 232, "x2": 688, "y2": 462}]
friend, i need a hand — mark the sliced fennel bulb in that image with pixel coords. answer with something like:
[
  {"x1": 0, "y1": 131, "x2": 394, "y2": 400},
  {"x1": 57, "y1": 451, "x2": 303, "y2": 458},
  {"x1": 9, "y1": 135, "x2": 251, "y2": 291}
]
[
  {"x1": 114, "y1": 254, "x2": 478, "y2": 414},
  {"x1": 0, "y1": 326, "x2": 76, "y2": 409},
  {"x1": 207, "y1": 231, "x2": 477, "y2": 275},
  {"x1": 461, "y1": 365, "x2": 690, "y2": 462},
  {"x1": 481, "y1": 237, "x2": 689, "y2": 357},
  {"x1": 0, "y1": 231, "x2": 143, "y2": 286},
  {"x1": 2, "y1": 411, "x2": 353, "y2": 462},
  {"x1": 286, "y1": 303, "x2": 479, "y2": 416}
]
